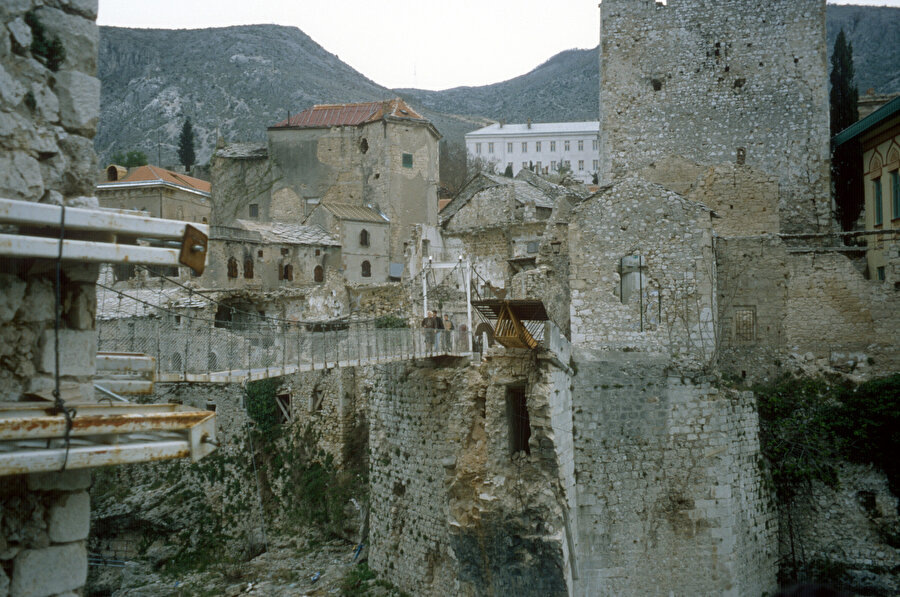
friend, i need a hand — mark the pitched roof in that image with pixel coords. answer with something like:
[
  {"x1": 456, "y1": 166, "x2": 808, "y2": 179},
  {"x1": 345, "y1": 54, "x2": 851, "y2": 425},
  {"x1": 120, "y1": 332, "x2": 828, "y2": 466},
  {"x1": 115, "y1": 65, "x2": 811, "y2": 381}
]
[
  {"x1": 233, "y1": 219, "x2": 340, "y2": 246},
  {"x1": 320, "y1": 203, "x2": 389, "y2": 223},
  {"x1": 98, "y1": 165, "x2": 211, "y2": 195},
  {"x1": 272, "y1": 98, "x2": 426, "y2": 129}
]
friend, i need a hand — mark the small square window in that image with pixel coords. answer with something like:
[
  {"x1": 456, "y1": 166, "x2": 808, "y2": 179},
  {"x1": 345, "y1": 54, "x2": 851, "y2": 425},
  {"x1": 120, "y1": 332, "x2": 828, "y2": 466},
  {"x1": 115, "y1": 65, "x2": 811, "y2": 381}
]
[
  {"x1": 402, "y1": 153, "x2": 413, "y2": 168},
  {"x1": 249, "y1": 203, "x2": 259, "y2": 218},
  {"x1": 257, "y1": 250, "x2": 263, "y2": 258}
]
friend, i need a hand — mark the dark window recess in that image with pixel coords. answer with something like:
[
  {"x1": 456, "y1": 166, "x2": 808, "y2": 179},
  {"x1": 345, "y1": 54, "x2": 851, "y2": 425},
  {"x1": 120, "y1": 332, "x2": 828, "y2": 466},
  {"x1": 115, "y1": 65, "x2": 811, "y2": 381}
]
[
  {"x1": 315, "y1": 249, "x2": 321, "y2": 256},
  {"x1": 249, "y1": 204, "x2": 259, "y2": 218},
  {"x1": 205, "y1": 401, "x2": 217, "y2": 412},
  {"x1": 244, "y1": 259, "x2": 254, "y2": 279},
  {"x1": 651, "y1": 78, "x2": 663, "y2": 91},
  {"x1": 257, "y1": 250, "x2": 263, "y2": 258},
  {"x1": 276, "y1": 393, "x2": 292, "y2": 424},
  {"x1": 360, "y1": 138, "x2": 368, "y2": 154},
  {"x1": 113, "y1": 263, "x2": 135, "y2": 281},
  {"x1": 360, "y1": 228, "x2": 370, "y2": 247},
  {"x1": 207, "y1": 351, "x2": 218, "y2": 369},
  {"x1": 227, "y1": 258, "x2": 238, "y2": 279},
  {"x1": 147, "y1": 266, "x2": 179, "y2": 278},
  {"x1": 281, "y1": 248, "x2": 290, "y2": 256},
  {"x1": 314, "y1": 265, "x2": 324, "y2": 283},
  {"x1": 402, "y1": 153, "x2": 413, "y2": 168},
  {"x1": 361, "y1": 260, "x2": 371, "y2": 278},
  {"x1": 506, "y1": 385, "x2": 531, "y2": 455},
  {"x1": 282, "y1": 264, "x2": 293, "y2": 281}
]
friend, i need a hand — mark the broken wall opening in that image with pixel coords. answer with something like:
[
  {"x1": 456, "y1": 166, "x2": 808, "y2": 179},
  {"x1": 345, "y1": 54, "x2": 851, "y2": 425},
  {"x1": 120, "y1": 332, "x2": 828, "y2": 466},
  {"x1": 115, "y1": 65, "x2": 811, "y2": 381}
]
[{"x1": 506, "y1": 384, "x2": 531, "y2": 456}]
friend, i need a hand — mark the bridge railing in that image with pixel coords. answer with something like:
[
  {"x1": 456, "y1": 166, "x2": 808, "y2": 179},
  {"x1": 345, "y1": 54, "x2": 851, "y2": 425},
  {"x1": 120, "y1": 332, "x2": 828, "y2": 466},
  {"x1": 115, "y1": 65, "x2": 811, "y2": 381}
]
[{"x1": 98, "y1": 318, "x2": 470, "y2": 379}]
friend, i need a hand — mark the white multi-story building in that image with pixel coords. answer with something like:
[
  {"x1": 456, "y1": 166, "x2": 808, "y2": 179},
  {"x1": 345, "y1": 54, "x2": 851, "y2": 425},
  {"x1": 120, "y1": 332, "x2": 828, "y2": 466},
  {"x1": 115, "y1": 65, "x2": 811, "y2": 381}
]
[{"x1": 465, "y1": 121, "x2": 601, "y2": 184}]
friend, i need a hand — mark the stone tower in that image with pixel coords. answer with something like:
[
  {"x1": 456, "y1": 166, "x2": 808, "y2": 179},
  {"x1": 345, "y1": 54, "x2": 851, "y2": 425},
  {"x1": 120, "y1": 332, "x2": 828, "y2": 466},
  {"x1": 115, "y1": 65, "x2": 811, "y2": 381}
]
[{"x1": 598, "y1": 0, "x2": 831, "y2": 234}]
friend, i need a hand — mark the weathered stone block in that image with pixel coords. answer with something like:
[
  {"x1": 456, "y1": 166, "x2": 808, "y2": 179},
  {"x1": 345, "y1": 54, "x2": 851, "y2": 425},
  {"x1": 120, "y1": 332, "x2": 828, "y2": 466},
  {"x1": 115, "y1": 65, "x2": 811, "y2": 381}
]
[
  {"x1": 17, "y1": 278, "x2": 53, "y2": 323},
  {"x1": 7, "y1": 17, "x2": 31, "y2": 50},
  {"x1": 57, "y1": 0, "x2": 98, "y2": 20},
  {"x1": 47, "y1": 491, "x2": 89, "y2": 543},
  {"x1": 0, "y1": 151, "x2": 43, "y2": 201},
  {"x1": 52, "y1": 70, "x2": 98, "y2": 136},
  {"x1": 0, "y1": 62, "x2": 26, "y2": 107},
  {"x1": 33, "y1": 7, "x2": 98, "y2": 73},
  {"x1": 38, "y1": 329, "x2": 96, "y2": 376},
  {"x1": 29, "y1": 82, "x2": 59, "y2": 123},
  {"x1": 9, "y1": 542, "x2": 86, "y2": 597},
  {"x1": 27, "y1": 469, "x2": 90, "y2": 492},
  {"x1": 0, "y1": 273, "x2": 26, "y2": 323}
]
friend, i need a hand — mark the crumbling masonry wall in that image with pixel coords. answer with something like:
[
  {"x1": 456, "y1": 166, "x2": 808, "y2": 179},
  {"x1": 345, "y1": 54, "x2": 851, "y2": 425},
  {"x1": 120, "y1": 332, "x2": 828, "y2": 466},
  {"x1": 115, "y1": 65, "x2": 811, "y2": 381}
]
[
  {"x1": 368, "y1": 352, "x2": 576, "y2": 597},
  {"x1": 569, "y1": 351, "x2": 777, "y2": 597},
  {"x1": 1, "y1": 0, "x2": 101, "y2": 594},
  {"x1": 598, "y1": 0, "x2": 830, "y2": 234}
]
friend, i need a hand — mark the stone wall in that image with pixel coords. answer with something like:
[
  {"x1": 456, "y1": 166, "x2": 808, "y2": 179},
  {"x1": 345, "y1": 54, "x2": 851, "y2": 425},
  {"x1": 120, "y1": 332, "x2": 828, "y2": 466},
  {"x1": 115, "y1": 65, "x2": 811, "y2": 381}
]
[
  {"x1": 717, "y1": 236, "x2": 900, "y2": 381},
  {"x1": 1, "y1": 3, "x2": 100, "y2": 594},
  {"x1": 569, "y1": 350, "x2": 777, "y2": 597},
  {"x1": 368, "y1": 351, "x2": 577, "y2": 597},
  {"x1": 781, "y1": 463, "x2": 900, "y2": 596},
  {"x1": 568, "y1": 177, "x2": 717, "y2": 370},
  {"x1": 599, "y1": 0, "x2": 831, "y2": 234},
  {"x1": 1, "y1": 471, "x2": 92, "y2": 597}
]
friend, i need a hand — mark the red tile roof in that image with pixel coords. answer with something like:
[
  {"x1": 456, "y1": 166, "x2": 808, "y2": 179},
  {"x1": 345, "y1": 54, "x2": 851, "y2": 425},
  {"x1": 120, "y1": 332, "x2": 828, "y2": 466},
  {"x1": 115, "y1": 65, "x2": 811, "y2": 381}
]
[
  {"x1": 113, "y1": 165, "x2": 211, "y2": 194},
  {"x1": 273, "y1": 98, "x2": 425, "y2": 128}
]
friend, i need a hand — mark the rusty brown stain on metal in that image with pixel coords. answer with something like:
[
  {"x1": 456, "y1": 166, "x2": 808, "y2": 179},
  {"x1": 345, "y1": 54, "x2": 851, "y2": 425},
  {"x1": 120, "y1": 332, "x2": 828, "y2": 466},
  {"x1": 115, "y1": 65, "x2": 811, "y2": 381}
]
[{"x1": 2, "y1": 411, "x2": 213, "y2": 433}]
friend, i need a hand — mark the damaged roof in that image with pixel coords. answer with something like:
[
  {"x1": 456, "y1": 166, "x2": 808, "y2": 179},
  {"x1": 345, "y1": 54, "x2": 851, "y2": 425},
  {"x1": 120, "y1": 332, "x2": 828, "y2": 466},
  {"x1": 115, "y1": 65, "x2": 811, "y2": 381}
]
[
  {"x1": 232, "y1": 219, "x2": 340, "y2": 246},
  {"x1": 319, "y1": 203, "x2": 389, "y2": 223},
  {"x1": 440, "y1": 172, "x2": 558, "y2": 225},
  {"x1": 271, "y1": 98, "x2": 426, "y2": 128}
]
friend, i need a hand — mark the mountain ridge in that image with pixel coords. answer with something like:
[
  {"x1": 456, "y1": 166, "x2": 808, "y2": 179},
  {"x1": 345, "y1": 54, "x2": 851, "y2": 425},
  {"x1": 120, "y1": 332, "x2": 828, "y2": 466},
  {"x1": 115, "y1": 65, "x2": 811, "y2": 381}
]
[{"x1": 96, "y1": 4, "x2": 900, "y2": 167}]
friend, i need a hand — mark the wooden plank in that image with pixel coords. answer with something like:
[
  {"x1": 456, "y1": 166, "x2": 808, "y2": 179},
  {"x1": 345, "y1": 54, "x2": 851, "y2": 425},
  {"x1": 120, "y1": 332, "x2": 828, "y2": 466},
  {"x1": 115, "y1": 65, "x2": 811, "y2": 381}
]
[
  {"x1": 0, "y1": 234, "x2": 181, "y2": 266},
  {"x1": 0, "y1": 197, "x2": 208, "y2": 239}
]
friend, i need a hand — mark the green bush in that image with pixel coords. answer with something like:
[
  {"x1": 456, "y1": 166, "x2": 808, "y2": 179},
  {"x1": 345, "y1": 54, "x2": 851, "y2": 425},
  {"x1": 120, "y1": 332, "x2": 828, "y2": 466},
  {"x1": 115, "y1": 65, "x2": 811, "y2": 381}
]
[
  {"x1": 374, "y1": 314, "x2": 408, "y2": 329},
  {"x1": 756, "y1": 373, "x2": 900, "y2": 501}
]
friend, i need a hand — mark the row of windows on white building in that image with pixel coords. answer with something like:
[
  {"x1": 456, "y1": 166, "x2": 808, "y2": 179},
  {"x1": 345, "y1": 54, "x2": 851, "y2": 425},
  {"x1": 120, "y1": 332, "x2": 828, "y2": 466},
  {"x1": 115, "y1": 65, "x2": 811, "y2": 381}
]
[{"x1": 473, "y1": 139, "x2": 599, "y2": 155}]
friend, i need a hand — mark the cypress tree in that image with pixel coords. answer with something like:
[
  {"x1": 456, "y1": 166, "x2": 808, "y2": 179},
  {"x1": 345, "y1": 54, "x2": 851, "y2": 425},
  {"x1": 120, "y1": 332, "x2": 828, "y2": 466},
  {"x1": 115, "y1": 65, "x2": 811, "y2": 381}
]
[
  {"x1": 830, "y1": 30, "x2": 863, "y2": 231},
  {"x1": 177, "y1": 118, "x2": 196, "y2": 172}
]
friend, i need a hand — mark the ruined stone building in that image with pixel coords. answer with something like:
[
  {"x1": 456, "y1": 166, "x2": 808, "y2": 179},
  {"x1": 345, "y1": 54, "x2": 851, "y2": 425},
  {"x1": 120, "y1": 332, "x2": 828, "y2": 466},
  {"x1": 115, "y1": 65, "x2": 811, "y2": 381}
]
[
  {"x1": 212, "y1": 98, "x2": 441, "y2": 282},
  {"x1": 465, "y1": 121, "x2": 601, "y2": 183}
]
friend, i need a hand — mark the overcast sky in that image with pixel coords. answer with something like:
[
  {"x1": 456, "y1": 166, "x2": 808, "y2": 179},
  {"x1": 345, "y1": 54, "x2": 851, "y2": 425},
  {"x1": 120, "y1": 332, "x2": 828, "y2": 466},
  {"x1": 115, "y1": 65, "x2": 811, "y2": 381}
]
[{"x1": 97, "y1": 1, "x2": 900, "y2": 91}]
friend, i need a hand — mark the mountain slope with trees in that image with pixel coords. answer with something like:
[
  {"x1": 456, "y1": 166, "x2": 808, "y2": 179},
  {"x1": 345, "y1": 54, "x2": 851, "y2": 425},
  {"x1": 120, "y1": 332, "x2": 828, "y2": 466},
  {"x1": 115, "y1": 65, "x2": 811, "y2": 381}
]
[{"x1": 97, "y1": 5, "x2": 900, "y2": 167}]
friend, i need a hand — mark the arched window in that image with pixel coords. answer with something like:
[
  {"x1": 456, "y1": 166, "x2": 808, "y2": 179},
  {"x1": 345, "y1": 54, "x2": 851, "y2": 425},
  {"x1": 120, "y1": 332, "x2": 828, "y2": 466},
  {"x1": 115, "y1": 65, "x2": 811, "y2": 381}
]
[
  {"x1": 283, "y1": 264, "x2": 293, "y2": 281},
  {"x1": 314, "y1": 265, "x2": 324, "y2": 283},
  {"x1": 361, "y1": 260, "x2": 371, "y2": 278},
  {"x1": 360, "y1": 229, "x2": 370, "y2": 247},
  {"x1": 244, "y1": 259, "x2": 254, "y2": 279},
  {"x1": 172, "y1": 353, "x2": 183, "y2": 370},
  {"x1": 227, "y1": 258, "x2": 238, "y2": 279}
]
